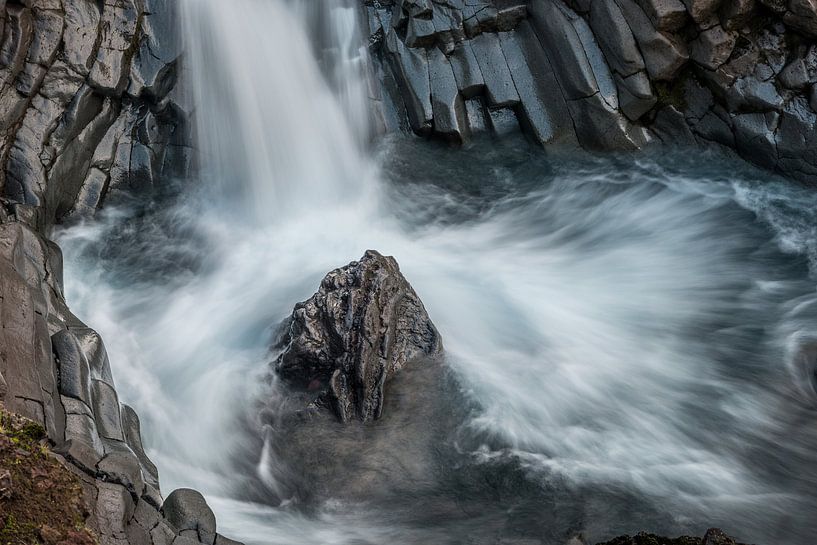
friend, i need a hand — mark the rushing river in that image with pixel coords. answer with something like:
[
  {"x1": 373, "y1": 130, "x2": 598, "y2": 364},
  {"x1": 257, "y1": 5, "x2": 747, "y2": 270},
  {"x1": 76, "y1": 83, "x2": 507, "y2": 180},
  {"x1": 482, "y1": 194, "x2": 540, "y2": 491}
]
[{"x1": 56, "y1": 1, "x2": 817, "y2": 544}]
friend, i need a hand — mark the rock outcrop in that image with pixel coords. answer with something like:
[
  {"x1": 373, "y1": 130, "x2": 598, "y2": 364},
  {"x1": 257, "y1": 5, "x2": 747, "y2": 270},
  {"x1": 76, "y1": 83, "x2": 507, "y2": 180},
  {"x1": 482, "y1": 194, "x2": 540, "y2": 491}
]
[
  {"x1": 0, "y1": 0, "x2": 190, "y2": 232},
  {"x1": 275, "y1": 250, "x2": 442, "y2": 423},
  {"x1": 0, "y1": 5, "x2": 229, "y2": 541},
  {"x1": 0, "y1": 218, "x2": 240, "y2": 545},
  {"x1": 363, "y1": 0, "x2": 817, "y2": 183}
]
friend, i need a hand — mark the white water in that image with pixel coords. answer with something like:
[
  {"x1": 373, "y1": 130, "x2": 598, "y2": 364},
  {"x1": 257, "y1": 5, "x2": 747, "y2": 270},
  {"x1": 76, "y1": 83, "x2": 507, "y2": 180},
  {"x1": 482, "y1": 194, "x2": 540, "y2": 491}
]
[{"x1": 56, "y1": 1, "x2": 817, "y2": 544}]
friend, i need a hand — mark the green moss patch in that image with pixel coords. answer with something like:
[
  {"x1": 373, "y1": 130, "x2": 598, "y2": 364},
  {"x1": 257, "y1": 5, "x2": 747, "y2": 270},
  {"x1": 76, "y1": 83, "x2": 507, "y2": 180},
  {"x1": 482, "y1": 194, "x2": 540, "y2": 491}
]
[{"x1": 0, "y1": 406, "x2": 97, "y2": 545}]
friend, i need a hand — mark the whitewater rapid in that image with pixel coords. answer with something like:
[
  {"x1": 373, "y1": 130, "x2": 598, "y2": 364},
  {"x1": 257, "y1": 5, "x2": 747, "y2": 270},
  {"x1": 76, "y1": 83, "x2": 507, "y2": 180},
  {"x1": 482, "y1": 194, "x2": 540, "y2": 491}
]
[{"x1": 55, "y1": 1, "x2": 817, "y2": 544}]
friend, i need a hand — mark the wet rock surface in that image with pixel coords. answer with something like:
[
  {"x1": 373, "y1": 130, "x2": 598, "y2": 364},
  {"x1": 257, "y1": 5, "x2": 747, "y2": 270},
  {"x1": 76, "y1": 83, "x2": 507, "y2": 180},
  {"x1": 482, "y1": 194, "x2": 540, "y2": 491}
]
[
  {"x1": 0, "y1": 4, "x2": 234, "y2": 544},
  {"x1": 0, "y1": 0, "x2": 190, "y2": 231},
  {"x1": 0, "y1": 218, "x2": 241, "y2": 545},
  {"x1": 275, "y1": 249, "x2": 442, "y2": 423},
  {"x1": 364, "y1": 0, "x2": 817, "y2": 183}
]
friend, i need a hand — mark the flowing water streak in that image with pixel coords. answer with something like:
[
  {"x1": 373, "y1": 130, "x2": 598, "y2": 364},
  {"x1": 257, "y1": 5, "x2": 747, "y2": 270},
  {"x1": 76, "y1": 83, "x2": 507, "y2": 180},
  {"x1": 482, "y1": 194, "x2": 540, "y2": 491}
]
[
  {"x1": 55, "y1": 1, "x2": 817, "y2": 543},
  {"x1": 179, "y1": 0, "x2": 375, "y2": 221}
]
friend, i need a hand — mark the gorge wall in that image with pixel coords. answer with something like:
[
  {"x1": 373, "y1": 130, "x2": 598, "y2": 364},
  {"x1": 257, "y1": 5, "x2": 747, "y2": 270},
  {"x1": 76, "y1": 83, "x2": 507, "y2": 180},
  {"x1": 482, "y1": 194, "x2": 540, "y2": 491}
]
[
  {"x1": 0, "y1": 2, "x2": 234, "y2": 545},
  {"x1": 363, "y1": 0, "x2": 817, "y2": 184}
]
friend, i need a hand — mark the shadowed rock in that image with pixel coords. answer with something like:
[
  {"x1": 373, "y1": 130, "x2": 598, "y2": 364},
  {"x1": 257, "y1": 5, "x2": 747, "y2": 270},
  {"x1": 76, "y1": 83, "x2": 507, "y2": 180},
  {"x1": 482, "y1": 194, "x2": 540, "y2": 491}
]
[{"x1": 275, "y1": 250, "x2": 442, "y2": 423}]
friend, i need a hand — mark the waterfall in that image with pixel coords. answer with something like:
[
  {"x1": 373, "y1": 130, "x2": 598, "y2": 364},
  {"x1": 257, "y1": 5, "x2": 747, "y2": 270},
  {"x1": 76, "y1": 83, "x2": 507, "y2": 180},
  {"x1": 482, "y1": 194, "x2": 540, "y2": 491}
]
[
  {"x1": 179, "y1": 0, "x2": 373, "y2": 221},
  {"x1": 55, "y1": 1, "x2": 817, "y2": 544}
]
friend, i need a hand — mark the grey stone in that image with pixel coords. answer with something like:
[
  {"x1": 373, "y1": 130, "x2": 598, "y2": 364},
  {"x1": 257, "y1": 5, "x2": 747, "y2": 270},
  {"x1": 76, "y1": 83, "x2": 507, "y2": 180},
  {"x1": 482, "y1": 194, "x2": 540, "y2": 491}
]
[
  {"x1": 125, "y1": 521, "x2": 152, "y2": 545},
  {"x1": 728, "y1": 76, "x2": 784, "y2": 110},
  {"x1": 97, "y1": 445, "x2": 145, "y2": 496},
  {"x1": 634, "y1": 0, "x2": 689, "y2": 30},
  {"x1": 128, "y1": 0, "x2": 180, "y2": 99},
  {"x1": 72, "y1": 326, "x2": 116, "y2": 385},
  {"x1": 464, "y1": 97, "x2": 491, "y2": 134},
  {"x1": 720, "y1": 0, "x2": 756, "y2": 29},
  {"x1": 88, "y1": 0, "x2": 141, "y2": 93},
  {"x1": 615, "y1": 71, "x2": 658, "y2": 120},
  {"x1": 692, "y1": 107, "x2": 735, "y2": 147},
  {"x1": 588, "y1": 0, "x2": 646, "y2": 77},
  {"x1": 485, "y1": 107, "x2": 520, "y2": 136},
  {"x1": 776, "y1": 97, "x2": 817, "y2": 180},
  {"x1": 95, "y1": 481, "x2": 135, "y2": 540},
  {"x1": 428, "y1": 46, "x2": 467, "y2": 142},
  {"x1": 141, "y1": 482, "x2": 164, "y2": 510},
  {"x1": 121, "y1": 404, "x2": 160, "y2": 487},
  {"x1": 276, "y1": 250, "x2": 442, "y2": 423},
  {"x1": 702, "y1": 528, "x2": 740, "y2": 545},
  {"x1": 173, "y1": 534, "x2": 202, "y2": 545},
  {"x1": 779, "y1": 49, "x2": 817, "y2": 90},
  {"x1": 63, "y1": 0, "x2": 101, "y2": 76},
  {"x1": 92, "y1": 378, "x2": 125, "y2": 441},
  {"x1": 214, "y1": 535, "x2": 244, "y2": 545},
  {"x1": 810, "y1": 84, "x2": 817, "y2": 111},
  {"x1": 499, "y1": 24, "x2": 577, "y2": 146},
  {"x1": 72, "y1": 167, "x2": 110, "y2": 218},
  {"x1": 384, "y1": 28, "x2": 432, "y2": 134},
  {"x1": 528, "y1": 0, "x2": 604, "y2": 99},
  {"x1": 131, "y1": 498, "x2": 161, "y2": 531},
  {"x1": 469, "y1": 32, "x2": 520, "y2": 107},
  {"x1": 162, "y1": 488, "x2": 217, "y2": 545},
  {"x1": 691, "y1": 25, "x2": 737, "y2": 70},
  {"x1": 783, "y1": 0, "x2": 817, "y2": 37},
  {"x1": 149, "y1": 521, "x2": 177, "y2": 545},
  {"x1": 733, "y1": 112, "x2": 779, "y2": 169},
  {"x1": 651, "y1": 105, "x2": 698, "y2": 145},
  {"x1": 52, "y1": 329, "x2": 93, "y2": 405},
  {"x1": 682, "y1": 0, "x2": 723, "y2": 22},
  {"x1": 405, "y1": 16, "x2": 436, "y2": 47},
  {"x1": 617, "y1": 0, "x2": 689, "y2": 81},
  {"x1": 449, "y1": 42, "x2": 485, "y2": 98}
]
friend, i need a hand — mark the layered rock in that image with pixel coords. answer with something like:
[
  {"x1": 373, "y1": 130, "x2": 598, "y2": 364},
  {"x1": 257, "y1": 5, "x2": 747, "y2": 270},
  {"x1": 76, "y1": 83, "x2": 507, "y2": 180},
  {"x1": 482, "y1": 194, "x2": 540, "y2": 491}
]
[
  {"x1": 0, "y1": 218, "x2": 240, "y2": 545},
  {"x1": 0, "y1": 0, "x2": 190, "y2": 232},
  {"x1": 275, "y1": 250, "x2": 442, "y2": 423},
  {"x1": 363, "y1": 0, "x2": 817, "y2": 183}
]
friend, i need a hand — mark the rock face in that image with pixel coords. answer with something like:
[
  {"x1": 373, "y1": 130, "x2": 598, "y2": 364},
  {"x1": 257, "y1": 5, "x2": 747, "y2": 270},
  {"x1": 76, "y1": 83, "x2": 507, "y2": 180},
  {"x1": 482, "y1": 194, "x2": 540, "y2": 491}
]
[
  {"x1": 0, "y1": 5, "x2": 232, "y2": 543},
  {"x1": 364, "y1": 0, "x2": 817, "y2": 183},
  {"x1": 0, "y1": 0, "x2": 190, "y2": 232},
  {"x1": 595, "y1": 527, "x2": 753, "y2": 545},
  {"x1": 275, "y1": 250, "x2": 442, "y2": 423},
  {"x1": 0, "y1": 218, "x2": 240, "y2": 545}
]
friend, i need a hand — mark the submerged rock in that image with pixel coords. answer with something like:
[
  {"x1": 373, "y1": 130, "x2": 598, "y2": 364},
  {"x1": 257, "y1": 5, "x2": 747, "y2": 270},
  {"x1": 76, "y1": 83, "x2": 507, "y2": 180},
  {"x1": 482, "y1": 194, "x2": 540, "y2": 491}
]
[{"x1": 275, "y1": 250, "x2": 442, "y2": 423}]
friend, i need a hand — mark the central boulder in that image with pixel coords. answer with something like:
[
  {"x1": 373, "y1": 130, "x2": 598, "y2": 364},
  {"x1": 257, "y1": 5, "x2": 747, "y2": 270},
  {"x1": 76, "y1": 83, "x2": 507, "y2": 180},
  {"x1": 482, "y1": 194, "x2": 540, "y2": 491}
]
[{"x1": 274, "y1": 250, "x2": 442, "y2": 422}]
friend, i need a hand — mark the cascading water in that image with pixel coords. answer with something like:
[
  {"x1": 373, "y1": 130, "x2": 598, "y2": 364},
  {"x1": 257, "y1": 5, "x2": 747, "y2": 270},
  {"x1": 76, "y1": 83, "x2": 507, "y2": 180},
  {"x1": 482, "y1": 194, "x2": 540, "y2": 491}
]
[{"x1": 56, "y1": 1, "x2": 817, "y2": 544}]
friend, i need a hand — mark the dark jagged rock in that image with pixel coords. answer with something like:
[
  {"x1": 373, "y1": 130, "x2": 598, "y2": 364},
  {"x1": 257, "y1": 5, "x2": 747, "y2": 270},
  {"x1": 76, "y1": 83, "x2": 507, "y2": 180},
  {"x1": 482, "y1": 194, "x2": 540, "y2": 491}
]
[
  {"x1": 594, "y1": 528, "x2": 753, "y2": 545},
  {"x1": 275, "y1": 250, "x2": 442, "y2": 423}
]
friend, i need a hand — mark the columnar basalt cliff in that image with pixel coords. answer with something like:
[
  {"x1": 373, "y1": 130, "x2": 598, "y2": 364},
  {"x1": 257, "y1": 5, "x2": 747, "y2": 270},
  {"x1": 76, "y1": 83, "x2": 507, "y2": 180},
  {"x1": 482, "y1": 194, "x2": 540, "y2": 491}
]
[
  {"x1": 0, "y1": 0, "x2": 190, "y2": 233},
  {"x1": 0, "y1": 3, "x2": 235, "y2": 545},
  {"x1": 363, "y1": 0, "x2": 817, "y2": 183}
]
